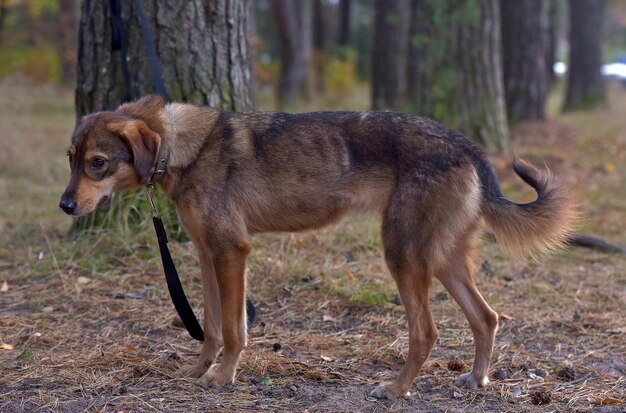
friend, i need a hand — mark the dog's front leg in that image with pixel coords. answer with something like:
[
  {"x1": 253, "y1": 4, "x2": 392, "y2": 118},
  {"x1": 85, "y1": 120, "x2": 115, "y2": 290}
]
[
  {"x1": 200, "y1": 242, "x2": 250, "y2": 387},
  {"x1": 179, "y1": 252, "x2": 223, "y2": 378}
]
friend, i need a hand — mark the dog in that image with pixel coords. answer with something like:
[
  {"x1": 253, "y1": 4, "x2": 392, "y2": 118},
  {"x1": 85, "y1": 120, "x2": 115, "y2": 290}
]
[{"x1": 59, "y1": 95, "x2": 576, "y2": 399}]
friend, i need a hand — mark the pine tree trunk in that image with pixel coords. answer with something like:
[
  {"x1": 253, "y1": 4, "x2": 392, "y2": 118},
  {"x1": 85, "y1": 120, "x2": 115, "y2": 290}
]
[
  {"x1": 372, "y1": 0, "x2": 409, "y2": 110},
  {"x1": 406, "y1": 0, "x2": 508, "y2": 151},
  {"x1": 58, "y1": 0, "x2": 77, "y2": 84},
  {"x1": 271, "y1": 0, "x2": 311, "y2": 111},
  {"x1": 0, "y1": 0, "x2": 8, "y2": 45},
  {"x1": 406, "y1": 0, "x2": 434, "y2": 114},
  {"x1": 337, "y1": 0, "x2": 351, "y2": 46},
  {"x1": 313, "y1": 0, "x2": 325, "y2": 93},
  {"x1": 563, "y1": 0, "x2": 606, "y2": 111},
  {"x1": 453, "y1": 0, "x2": 509, "y2": 151},
  {"x1": 76, "y1": 0, "x2": 252, "y2": 118},
  {"x1": 546, "y1": 0, "x2": 561, "y2": 86},
  {"x1": 501, "y1": 0, "x2": 548, "y2": 123}
]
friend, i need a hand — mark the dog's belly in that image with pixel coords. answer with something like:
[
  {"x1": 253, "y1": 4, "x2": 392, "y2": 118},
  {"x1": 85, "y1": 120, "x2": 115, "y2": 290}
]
[{"x1": 243, "y1": 178, "x2": 393, "y2": 233}]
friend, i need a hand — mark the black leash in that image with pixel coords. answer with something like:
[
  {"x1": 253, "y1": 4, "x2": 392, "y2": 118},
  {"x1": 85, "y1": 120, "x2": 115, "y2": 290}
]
[
  {"x1": 146, "y1": 184, "x2": 256, "y2": 340},
  {"x1": 133, "y1": 0, "x2": 169, "y2": 102},
  {"x1": 150, "y1": 202, "x2": 205, "y2": 341},
  {"x1": 109, "y1": 0, "x2": 131, "y2": 102},
  {"x1": 109, "y1": 1, "x2": 255, "y2": 342}
]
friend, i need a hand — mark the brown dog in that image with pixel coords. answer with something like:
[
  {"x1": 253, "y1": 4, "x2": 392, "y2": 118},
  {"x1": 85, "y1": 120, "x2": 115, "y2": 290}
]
[{"x1": 60, "y1": 95, "x2": 576, "y2": 398}]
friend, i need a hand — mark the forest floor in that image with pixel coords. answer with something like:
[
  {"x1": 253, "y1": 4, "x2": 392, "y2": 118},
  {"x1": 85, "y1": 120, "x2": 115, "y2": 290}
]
[{"x1": 0, "y1": 76, "x2": 624, "y2": 412}]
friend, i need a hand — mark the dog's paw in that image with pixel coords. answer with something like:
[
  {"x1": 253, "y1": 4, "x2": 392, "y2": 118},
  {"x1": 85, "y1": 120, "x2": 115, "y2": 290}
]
[
  {"x1": 455, "y1": 372, "x2": 489, "y2": 389},
  {"x1": 370, "y1": 383, "x2": 411, "y2": 399},
  {"x1": 177, "y1": 361, "x2": 212, "y2": 379},
  {"x1": 199, "y1": 363, "x2": 235, "y2": 388}
]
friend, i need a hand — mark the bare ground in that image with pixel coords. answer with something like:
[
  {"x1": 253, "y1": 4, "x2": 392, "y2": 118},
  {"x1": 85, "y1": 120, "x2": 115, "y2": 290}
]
[{"x1": 0, "y1": 78, "x2": 624, "y2": 412}]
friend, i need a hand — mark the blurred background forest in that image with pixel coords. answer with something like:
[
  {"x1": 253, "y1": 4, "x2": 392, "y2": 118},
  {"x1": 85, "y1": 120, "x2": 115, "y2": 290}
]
[{"x1": 1, "y1": 0, "x2": 625, "y2": 135}]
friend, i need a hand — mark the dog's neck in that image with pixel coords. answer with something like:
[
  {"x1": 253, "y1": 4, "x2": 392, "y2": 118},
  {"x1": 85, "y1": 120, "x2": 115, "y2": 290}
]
[{"x1": 159, "y1": 102, "x2": 221, "y2": 170}]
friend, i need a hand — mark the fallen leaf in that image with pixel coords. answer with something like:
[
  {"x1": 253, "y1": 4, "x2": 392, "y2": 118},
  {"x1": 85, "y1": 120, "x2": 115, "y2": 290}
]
[
  {"x1": 260, "y1": 376, "x2": 272, "y2": 385},
  {"x1": 0, "y1": 281, "x2": 8, "y2": 292},
  {"x1": 597, "y1": 396, "x2": 621, "y2": 405},
  {"x1": 604, "y1": 163, "x2": 616, "y2": 174},
  {"x1": 1, "y1": 343, "x2": 14, "y2": 350},
  {"x1": 126, "y1": 344, "x2": 138, "y2": 351}
]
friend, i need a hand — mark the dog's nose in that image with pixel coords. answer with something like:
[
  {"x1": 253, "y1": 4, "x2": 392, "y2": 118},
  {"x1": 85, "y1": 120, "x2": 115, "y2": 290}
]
[{"x1": 59, "y1": 197, "x2": 77, "y2": 215}]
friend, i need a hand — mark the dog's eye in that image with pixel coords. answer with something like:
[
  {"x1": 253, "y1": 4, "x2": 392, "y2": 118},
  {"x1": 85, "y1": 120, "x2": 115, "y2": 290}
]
[{"x1": 91, "y1": 157, "x2": 106, "y2": 169}]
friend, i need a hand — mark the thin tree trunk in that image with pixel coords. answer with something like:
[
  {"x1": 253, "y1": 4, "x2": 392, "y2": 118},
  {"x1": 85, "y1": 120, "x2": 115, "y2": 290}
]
[
  {"x1": 454, "y1": 0, "x2": 509, "y2": 150},
  {"x1": 313, "y1": 0, "x2": 325, "y2": 93},
  {"x1": 337, "y1": 0, "x2": 351, "y2": 46},
  {"x1": 406, "y1": 0, "x2": 433, "y2": 114},
  {"x1": 501, "y1": 0, "x2": 549, "y2": 123},
  {"x1": 0, "y1": 0, "x2": 8, "y2": 45},
  {"x1": 247, "y1": 0, "x2": 257, "y2": 106},
  {"x1": 271, "y1": 0, "x2": 311, "y2": 110},
  {"x1": 58, "y1": 0, "x2": 77, "y2": 84},
  {"x1": 546, "y1": 0, "x2": 561, "y2": 87},
  {"x1": 76, "y1": 0, "x2": 252, "y2": 117},
  {"x1": 372, "y1": 0, "x2": 409, "y2": 110},
  {"x1": 563, "y1": 0, "x2": 606, "y2": 111}
]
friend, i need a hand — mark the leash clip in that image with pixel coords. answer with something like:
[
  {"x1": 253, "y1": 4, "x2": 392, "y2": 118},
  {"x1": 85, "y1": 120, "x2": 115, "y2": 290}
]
[{"x1": 145, "y1": 183, "x2": 160, "y2": 218}]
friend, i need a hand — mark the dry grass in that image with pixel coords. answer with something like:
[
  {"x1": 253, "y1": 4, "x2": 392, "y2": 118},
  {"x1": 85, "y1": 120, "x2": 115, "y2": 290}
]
[{"x1": 0, "y1": 76, "x2": 624, "y2": 412}]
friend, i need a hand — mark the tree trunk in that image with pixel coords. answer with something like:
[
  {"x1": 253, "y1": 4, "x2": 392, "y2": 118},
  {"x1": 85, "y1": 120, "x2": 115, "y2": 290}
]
[
  {"x1": 501, "y1": 0, "x2": 548, "y2": 123},
  {"x1": 372, "y1": 0, "x2": 409, "y2": 110},
  {"x1": 546, "y1": 0, "x2": 562, "y2": 86},
  {"x1": 563, "y1": 0, "x2": 606, "y2": 111},
  {"x1": 271, "y1": 0, "x2": 311, "y2": 111},
  {"x1": 76, "y1": 0, "x2": 253, "y2": 118},
  {"x1": 337, "y1": 0, "x2": 351, "y2": 46},
  {"x1": 406, "y1": 0, "x2": 434, "y2": 114},
  {"x1": 247, "y1": 0, "x2": 257, "y2": 106},
  {"x1": 0, "y1": 0, "x2": 8, "y2": 45},
  {"x1": 452, "y1": 0, "x2": 509, "y2": 151},
  {"x1": 58, "y1": 0, "x2": 77, "y2": 84},
  {"x1": 313, "y1": 0, "x2": 325, "y2": 93},
  {"x1": 408, "y1": 0, "x2": 508, "y2": 150}
]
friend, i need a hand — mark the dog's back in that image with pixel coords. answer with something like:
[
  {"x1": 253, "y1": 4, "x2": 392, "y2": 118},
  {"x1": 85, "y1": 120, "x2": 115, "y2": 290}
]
[{"x1": 200, "y1": 110, "x2": 485, "y2": 233}]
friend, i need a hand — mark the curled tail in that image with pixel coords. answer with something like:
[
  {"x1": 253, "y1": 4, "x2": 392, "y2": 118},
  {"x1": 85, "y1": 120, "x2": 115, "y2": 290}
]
[{"x1": 476, "y1": 157, "x2": 577, "y2": 258}]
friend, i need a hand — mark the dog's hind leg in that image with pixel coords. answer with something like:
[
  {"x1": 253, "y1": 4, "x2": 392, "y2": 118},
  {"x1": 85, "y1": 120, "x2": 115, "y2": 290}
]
[
  {"x1": 435, "y1": 227, "x2": 498, "y2": 389},
  {"x1": 370, "y1": 191, "x2": 439, "y2": 399}
]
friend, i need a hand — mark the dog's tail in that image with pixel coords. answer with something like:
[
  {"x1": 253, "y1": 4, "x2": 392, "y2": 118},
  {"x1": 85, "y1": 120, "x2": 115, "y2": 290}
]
[{"x1": 476, "y1": 157, "x2": 577, "y2": 259}]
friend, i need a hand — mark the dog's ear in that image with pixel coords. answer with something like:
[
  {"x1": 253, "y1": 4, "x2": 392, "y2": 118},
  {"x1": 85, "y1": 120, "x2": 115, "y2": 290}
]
[{"x1": 108, "y1": 119, "x2": 161, "y2": 180}]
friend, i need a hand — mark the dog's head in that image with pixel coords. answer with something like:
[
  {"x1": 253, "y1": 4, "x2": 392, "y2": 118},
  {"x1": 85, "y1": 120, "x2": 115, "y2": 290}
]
[{"x1": 59, "y1": 95, "x2": 165, "y2": 216}]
